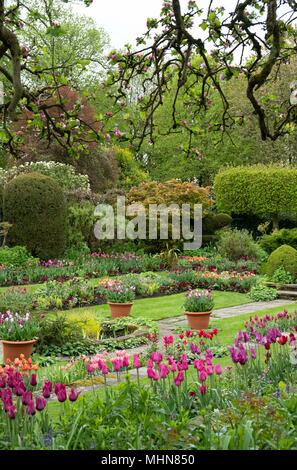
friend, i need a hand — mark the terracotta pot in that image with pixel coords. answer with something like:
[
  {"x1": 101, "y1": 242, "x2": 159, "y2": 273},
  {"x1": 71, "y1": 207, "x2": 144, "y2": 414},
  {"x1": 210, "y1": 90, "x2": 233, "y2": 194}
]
[
  {"x1": 185, "y1": 311, "x2": 212, "y2": 330},
  {"x1": 1, "y1": 339, "x2": 37, "y2": 363},
  {"x1": 108, "y1": 302, "x2": 133, "y2": 318}
]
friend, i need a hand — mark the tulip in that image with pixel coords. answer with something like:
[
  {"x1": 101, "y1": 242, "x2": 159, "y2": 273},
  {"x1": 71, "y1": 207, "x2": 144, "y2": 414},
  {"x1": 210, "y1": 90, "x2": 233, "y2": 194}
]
[
  {"x1": 159, "y1": 363, "x2": 169, "y2": 379},
  {"x1": 27, "y1": 400, "x2": 36, "y2": 416},
  {"x1": 214, "y1": 364, "x2": 222, "y2": 375},
  {"x1": 112, "y1": 358, "x2": 123, "y2": 372},
  {"x1": 151, "y1": 352, "x2": 163, "y2": 364},
  {"x1": 101, "y1": 364, "x2": 109, "y2": 375},
  {"x1": 69, "y1": 388, "x2": 80, "y2": 402},
  {"x1": 36, "y1": 396, "x2": 47, "y2": 412},
  {"x1": 206, "y1": 365, "x2": 214, "y2": 376},
  {"x1": 57, "y1": 389, "x2": 67, "y2": 403},
  {"x1": 133, "y1": 355, "x2": 141, "y2": 369},
  {"x1": 30, "y1": 374, "x2": 37, "y2": 387},
  {"x1": 147, "y1": 367, "x2": 159, "y2": 381},
  {"x1": 122, "y1": 356, "x2": 129, "y2": 368},
  {"x1": 163, "y1": 335, "x2": 174, "y2": 347},
  {"x1": 22, "y1": 391, "x2": 33, "y2": 406},
  {"x1": 199, "y1": 370, "x2": 207, "y2": 382},
  {"x1": 170, "y1": 362, "x2": 177, "y2": 373},
  {"x1": 277, "y1": 335, "x2": 288, "y2": 345},
  {"x1": 174, "y1": 371, "x2": 184, "y2": 387},
  {"x1": 199, "y1": 385, "x2": 207, "y2": 395},
  {"x1": 7, "y1": 405, "x2": 16, "y2": 419},
  {"x1": 42, "y1": 381, "x2": 52, "y2": 399}
]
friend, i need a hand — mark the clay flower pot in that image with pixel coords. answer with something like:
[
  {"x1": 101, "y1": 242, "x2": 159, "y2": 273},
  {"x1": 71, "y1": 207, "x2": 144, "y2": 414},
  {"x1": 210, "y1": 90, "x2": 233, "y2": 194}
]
[
  {"x1": 1, "y1": 339, "x2": 37, "y2": 363},
  {"x1": 185, "y1": 311, "x2": 212, "y2": 330},
  {"x1": 108, "y1": 302, "x2": 133, "y2": 318}
]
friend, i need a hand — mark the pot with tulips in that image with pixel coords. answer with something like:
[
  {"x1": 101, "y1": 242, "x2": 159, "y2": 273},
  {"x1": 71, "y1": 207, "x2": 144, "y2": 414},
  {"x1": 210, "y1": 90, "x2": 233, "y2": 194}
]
[
  {"x1": 184, "y1": 289, "x2": 214, "y2": 330},
  {"x1": 0, "y1": 311, "x2": 40, "y2": 362},
  {"x1": 105, "y1": 283, "x2": 136, "y2": 318}
]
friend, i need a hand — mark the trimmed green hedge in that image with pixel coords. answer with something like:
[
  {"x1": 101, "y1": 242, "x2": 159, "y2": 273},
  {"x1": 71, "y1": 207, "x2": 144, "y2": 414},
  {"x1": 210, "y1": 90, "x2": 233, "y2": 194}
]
[
  {"x1": 214, "y1": 166, "x2": 297, "y2": 229},
  {"x1": 3, "y1": 172, "x2": 67, "y2": 259}
]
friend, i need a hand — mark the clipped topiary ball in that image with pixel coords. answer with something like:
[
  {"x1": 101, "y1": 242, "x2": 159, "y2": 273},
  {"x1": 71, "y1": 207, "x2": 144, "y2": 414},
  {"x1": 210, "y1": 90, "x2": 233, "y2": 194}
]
[
  {"x1": 265, "y1": 244, "x2": 297, "y2": 279},
  {"x1": 3, "y1": 172, "x2": 66, "y2": 259}
]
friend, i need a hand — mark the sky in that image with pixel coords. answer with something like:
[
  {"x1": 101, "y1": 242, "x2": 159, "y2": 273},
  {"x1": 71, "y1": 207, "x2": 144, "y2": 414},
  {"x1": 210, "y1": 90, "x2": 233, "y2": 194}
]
[{"x1": 73, "y1": 0, "x2": 198, "y2": 49}]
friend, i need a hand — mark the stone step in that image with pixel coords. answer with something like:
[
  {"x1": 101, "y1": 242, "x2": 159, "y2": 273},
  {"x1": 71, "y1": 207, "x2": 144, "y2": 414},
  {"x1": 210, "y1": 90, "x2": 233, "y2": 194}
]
[
  {"x1": 266, "y1": 282, "x2": 297, "y2": 291},
  {"x1": 277, "y1": 290, "x2": 297, "y2": 300}
]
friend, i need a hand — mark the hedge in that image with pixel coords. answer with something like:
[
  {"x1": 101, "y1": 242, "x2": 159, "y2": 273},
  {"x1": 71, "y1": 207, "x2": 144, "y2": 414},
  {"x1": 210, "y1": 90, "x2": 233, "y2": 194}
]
[
  {"x1": 214, "y1": 166, "x2": 297, "y2": 229},
  {"x1": 3, "y1": 172, "x2": 67, "y2": 259}
]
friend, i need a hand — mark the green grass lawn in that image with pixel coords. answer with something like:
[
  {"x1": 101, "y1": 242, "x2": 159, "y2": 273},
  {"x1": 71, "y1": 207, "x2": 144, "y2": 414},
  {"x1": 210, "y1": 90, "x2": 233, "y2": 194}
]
[{"x1": 50, "y1": 290, "x2": 251, "y2": 323}]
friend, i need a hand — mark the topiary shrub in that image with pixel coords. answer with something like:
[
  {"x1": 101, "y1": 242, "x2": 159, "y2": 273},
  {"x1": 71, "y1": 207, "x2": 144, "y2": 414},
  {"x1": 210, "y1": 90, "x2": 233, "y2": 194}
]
[
  {"x1": 214, "y1": 166, "x2": 297, "y2": 230},
  {"x1": 260, "y1": 228, "x2": 297, "y2": 254},
  {"x1": 265, "y1": 245, "x2": 297, "y2": 279},
  {"x1": 3, "y1": 172, "x2": 67, "y2": 259}
]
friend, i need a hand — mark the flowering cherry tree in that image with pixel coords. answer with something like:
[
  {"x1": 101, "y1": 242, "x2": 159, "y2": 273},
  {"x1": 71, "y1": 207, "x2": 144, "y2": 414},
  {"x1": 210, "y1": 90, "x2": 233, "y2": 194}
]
[{"x1": 108, "y1": 0, "x2": 297, "y2": 151}]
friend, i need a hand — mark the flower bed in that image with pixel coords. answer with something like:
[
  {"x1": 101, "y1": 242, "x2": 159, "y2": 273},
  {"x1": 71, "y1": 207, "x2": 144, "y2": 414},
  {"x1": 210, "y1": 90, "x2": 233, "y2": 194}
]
[{"x1": 0, "y1": 310, "x2": 296, "y2": 450}]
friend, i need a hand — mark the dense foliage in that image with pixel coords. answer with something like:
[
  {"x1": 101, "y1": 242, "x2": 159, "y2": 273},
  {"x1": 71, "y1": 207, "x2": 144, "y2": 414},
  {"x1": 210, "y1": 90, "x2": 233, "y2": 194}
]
[
  {"x1": 215, "y1": 166, "x2": 297, "y2": 229},
  {"x1": 3, "y1": 173, "x2": 67, "y2": 259}
]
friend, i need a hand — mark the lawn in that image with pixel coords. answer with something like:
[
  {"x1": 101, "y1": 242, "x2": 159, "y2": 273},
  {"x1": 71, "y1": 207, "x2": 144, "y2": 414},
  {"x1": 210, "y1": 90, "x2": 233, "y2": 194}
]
[{"x1": 51, "y1": 290, "x2": 251, "y2": 323}]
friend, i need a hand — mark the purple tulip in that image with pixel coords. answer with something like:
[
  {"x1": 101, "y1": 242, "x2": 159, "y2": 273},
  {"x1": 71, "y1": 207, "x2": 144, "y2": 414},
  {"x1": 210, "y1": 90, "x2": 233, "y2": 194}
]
[
  {"x1": 69, "y1": 388, "x2": 80, "y2": 402},
  {"x1": 36, "y1": 396, "x2": 47, "y2": 412},
  {"x1": 30, "y1": 374, "x2": 37, "y2": 387},
  {"x1": 27, "y1": 400, "x2": 36, "y2": 416}
]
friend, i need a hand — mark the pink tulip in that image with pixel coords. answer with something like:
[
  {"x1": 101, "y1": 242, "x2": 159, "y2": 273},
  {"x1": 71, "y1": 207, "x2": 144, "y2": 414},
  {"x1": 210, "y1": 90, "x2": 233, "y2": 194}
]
[
  {"x1": 206, "y1": 365, "x2": 214, "y2": 376},
  {"x1": 170, "y1": 362, "x2": 177, "y2": 373},
  {"x1": 147, "y1": 367, "x2": 159, "y2": 381},
  {"x1": 199, "y1": 370, "x2": 207, "y2": 382},
  {"x1": 159, "y1": 363, "x2": 169, "y2": 379},
  {"x1": 174, "y1": 371, "x2": 185, "y2": 387},
  {"x1": 133, "y1": 355, "x2": 141, "y2": 369},
  {"x1": 123, "y1": 356, "x2": 129, "y2": 368},
  {"x1": 152, "y1": 352, "x2": 163, "y2": 364},
  {"x1": 214, "y1": 364, "x2": 222, "y2": 375}
]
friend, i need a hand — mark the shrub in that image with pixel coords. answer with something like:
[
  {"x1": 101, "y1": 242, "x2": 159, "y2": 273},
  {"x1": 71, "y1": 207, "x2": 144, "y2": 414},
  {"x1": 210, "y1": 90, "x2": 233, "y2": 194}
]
[
  {"x1": 0, "y1": 246, "x2": 34, "y2": 266},
  {"x1": 265, "y1": 245, "x2": 297, "y2": 278},
  {"x1": 3, "y1": 173, "x2": 67, "y2": 259},
  {"x1": 271, "y1": 267, "x2": 294, "y2": 284},
  {"x1": 248, "y1": 283, "x2": 278, "y2": 302},
  {"x1": 0, "y1": 161, "x2": 90, "y2": 194},
  {"x1": 111, "y1": 146, "x2": 149, "y2": 189},
  {"x1": 202, "y1": 213, "x2": 232, "y2": 245},
  {"x1": 66, "y1": 201, "x2": 96, "y2": 251},
  {"x1": 260, "y1": 228, "x2": 297, "y2": 254},
  {"x1": 214, "y1": 166, "x2": 297, "y2": 230},
  {"x1": 216, "y1": 229, "x2": 264, "y2": 262}
]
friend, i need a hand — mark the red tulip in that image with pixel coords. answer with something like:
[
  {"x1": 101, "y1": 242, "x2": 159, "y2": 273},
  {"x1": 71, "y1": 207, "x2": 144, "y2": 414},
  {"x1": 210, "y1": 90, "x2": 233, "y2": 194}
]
[{"x1": 200, "y1": 385, "x2": 207, "y2": 395}]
